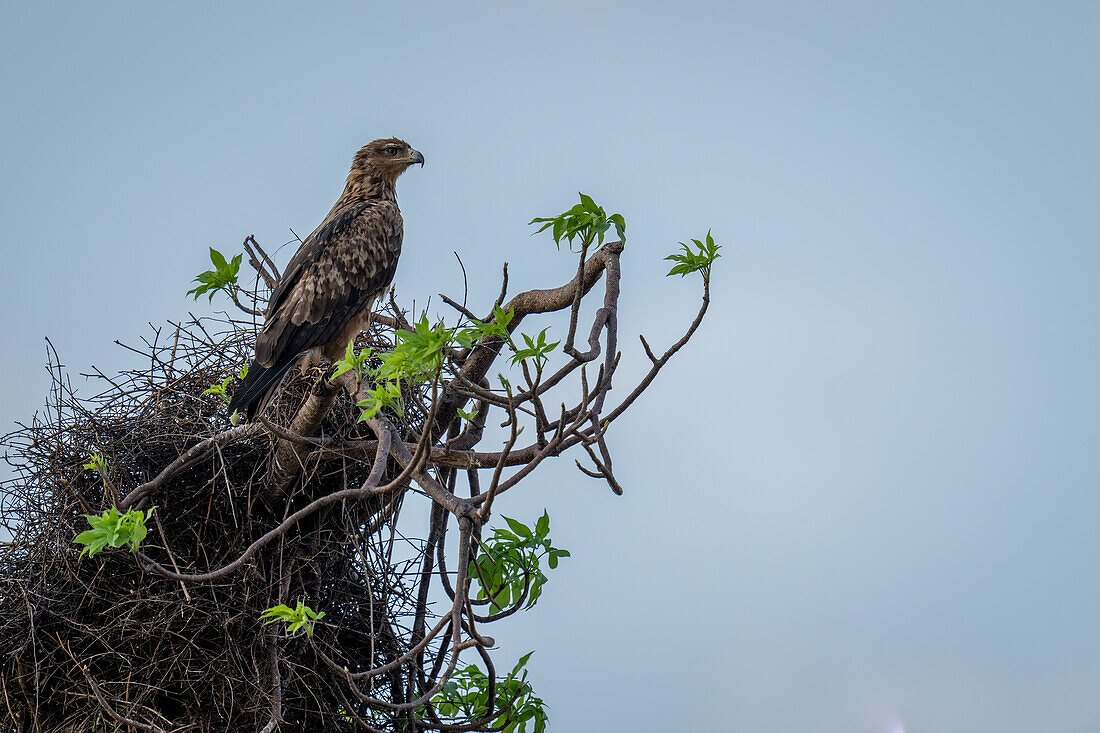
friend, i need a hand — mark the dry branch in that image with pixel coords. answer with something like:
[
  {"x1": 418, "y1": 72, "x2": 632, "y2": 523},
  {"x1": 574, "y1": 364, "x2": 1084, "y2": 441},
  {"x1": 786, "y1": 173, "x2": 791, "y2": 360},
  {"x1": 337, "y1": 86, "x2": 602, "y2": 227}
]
[{"x1": 0, "y1": 232, "x2": 710, "y2": 732}]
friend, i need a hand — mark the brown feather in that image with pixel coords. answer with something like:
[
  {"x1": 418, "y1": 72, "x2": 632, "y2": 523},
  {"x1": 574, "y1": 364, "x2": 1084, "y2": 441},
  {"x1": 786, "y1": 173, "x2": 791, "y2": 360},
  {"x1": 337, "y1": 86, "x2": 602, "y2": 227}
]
[{"x1": 229, "y1": 138, "x2": 423, "y2": 419}]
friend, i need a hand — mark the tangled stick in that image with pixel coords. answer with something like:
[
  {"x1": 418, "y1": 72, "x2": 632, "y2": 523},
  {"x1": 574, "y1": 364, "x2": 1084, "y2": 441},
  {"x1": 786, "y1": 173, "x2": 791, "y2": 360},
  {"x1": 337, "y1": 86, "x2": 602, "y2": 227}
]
[{"x1": 0, "y1": 232, "x2": 712, "y2": 732}]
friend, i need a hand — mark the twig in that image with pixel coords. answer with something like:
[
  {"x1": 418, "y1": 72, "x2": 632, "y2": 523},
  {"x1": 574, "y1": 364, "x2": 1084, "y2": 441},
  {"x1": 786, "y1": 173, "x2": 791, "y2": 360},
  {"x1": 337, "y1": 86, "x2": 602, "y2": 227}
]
[
  {"x1": 119, "y1": 423, "x2": 263, "y2": 509},
  {"x1": 59, "y1": 639, "x2": 168, "y2": 733}
]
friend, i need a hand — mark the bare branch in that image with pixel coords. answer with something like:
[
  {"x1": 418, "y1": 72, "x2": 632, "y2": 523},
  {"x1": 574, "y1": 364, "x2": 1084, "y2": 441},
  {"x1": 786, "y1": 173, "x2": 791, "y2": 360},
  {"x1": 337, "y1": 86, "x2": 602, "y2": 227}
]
[{"x1": 1, "y1": 221, "x2": 716, "y2": 733}]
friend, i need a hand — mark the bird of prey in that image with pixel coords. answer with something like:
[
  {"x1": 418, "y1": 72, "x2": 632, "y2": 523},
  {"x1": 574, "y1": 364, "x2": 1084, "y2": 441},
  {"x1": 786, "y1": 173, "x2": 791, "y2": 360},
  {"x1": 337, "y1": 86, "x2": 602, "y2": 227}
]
[{"x1": 229, "y1": 138, "x2": 424, "y2": 420}]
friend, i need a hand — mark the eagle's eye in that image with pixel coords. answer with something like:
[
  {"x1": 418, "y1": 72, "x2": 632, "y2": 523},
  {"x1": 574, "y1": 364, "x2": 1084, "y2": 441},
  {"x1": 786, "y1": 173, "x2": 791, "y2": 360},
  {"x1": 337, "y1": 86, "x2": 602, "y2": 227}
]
[{"x1": 387, "y1": 147, "x2": 400, "y2": 157}]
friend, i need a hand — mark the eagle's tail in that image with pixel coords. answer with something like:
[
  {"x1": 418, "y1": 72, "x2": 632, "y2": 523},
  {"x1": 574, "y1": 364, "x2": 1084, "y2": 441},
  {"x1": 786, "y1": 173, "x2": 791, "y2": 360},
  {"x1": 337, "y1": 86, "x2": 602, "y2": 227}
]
[{"x1": 228, "y1": 359, "x2": 296, "y2": 421}]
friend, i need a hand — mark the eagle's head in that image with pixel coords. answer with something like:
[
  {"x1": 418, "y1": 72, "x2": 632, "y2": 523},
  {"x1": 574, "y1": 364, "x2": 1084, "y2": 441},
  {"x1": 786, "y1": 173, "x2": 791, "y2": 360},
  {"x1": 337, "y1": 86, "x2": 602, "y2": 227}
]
[{"x1": 352, "y1": 138, "x2": 425, "y2": 183}]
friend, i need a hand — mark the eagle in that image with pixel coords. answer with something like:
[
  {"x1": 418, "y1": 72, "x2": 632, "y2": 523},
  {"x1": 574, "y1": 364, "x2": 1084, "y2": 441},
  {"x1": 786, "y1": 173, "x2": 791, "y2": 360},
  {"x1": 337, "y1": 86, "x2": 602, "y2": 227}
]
[{"x1": 229, "y1": 138, "x2": 424, "y2": 420}]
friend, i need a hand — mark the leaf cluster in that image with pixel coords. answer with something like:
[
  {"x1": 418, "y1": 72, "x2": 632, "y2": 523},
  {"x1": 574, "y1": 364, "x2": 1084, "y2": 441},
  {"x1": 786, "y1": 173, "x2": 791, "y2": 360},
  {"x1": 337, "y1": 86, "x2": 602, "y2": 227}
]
[
  {"x1": 259, "y1": 599, "x2": 326, "y2": 638},
  {"x1": 381, "y1": 315, "x2": 454, "y2": 381},
  {"x1": 429, "y1": 653, "x2": 547, "y2": 733},
  {"x1": 469, "y1": 512, "x2": 569, "y2": 612},
  {"x1": 510, "y1": 329, "x2": 559, "y2": 373},
  {"x1": 82, "y1": 452, "x2": 106, "y2": 473},
  {"x1": 74, "y1": 506, "x2": 153, "y2": 558},
  {"x1": 454, "y1": 305, "x2": 514, "y2": 349},
  {"x1": 356, "y1": 380, "x2": 404, "y2": 422},
  {"x1": 187, "y1": 247, "x2": 242, "y2": 302},
  {"x1": 330, "y1": 340, "x2": 375, "y2": 383},
  {"x1": 665, "y1": 230, "x2": 721, "y2": 281},
  {"x1": 339, "y1": 303, "x2": 574, "y2": 424},
  {"x1": 529, "y1": 193, "x2": 626, "y2": 251},
  {"x1": 203, "y1": 365, "x2": 248, "y2": 405},
  {"x1": 351, "y1": 315, "x2": 454, "y2": 421},
  {"x1": 352, "y1": 307, "x2": 519, "y2": 423}
]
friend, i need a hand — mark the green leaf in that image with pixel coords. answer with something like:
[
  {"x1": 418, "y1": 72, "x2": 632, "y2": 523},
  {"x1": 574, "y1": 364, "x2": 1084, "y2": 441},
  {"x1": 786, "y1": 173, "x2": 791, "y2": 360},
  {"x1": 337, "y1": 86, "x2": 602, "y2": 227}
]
[
  {"x1": 512, "y1": 652, "x2": 534, "y2": 677},
  {"x1": 530, "y1": 194, "x2": 625, "y2": 252},
  {"x1": 608, "y1": 213, "x2": 626, "y2": 242},
  {"x1": 356, "y1": 379, "x2": 403, "y2": 421},
  {"x1": 509, "y1": 328, "x2": 558, "y2": 369},
  {"x1": 203, "y1": 373, "x2": 235, "y2": 404},
  {"x1": 209, "y1": 247, "x2": 227, "y2": 270},
  {"x1": 378, "y1": 315, "x2": 452, "y2": 383},
  {"x1": 74, "y1": 530, "x2": 108, "y2": 557},
  {"x1": 504, "y1": 516, "x2": 532, "y2": 538},
  {"x1": 260, "y1": 599, "x2": 324, "y2": 638},
  {"x1": 431, "y1": 653, "x2": 546, "y2": 729},
  {"x1": 187, "y1": 247, "x2": 243, "y2": 302},
  {"x1": 74, "y1": 506, "x2": 154, "y2": 558},
  {"x1": 467, "y1": 512, "x2": 568, "y2": 620},
  {"x1": 331, "y1": 339, "x2": 374, "y2": 383},
  {"x1": 83, "y1": 452, "x2": 106, "y2": 473},
  {"x1": 552, "y1": 217, "x2": 566, "y2": 246},
  {"x1": 494, "y1": 306, "x2": 514, "y2": 328},
  {"x1": 665, "y1": 230, "x2": 722, "y2": 281}
]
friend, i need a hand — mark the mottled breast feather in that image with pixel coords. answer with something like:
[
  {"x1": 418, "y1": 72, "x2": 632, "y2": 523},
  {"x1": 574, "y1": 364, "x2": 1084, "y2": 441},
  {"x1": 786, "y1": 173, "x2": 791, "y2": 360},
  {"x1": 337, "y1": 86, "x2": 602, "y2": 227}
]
[{"x1": 255, "y1": 199, "x2": 402, "y2": 369}]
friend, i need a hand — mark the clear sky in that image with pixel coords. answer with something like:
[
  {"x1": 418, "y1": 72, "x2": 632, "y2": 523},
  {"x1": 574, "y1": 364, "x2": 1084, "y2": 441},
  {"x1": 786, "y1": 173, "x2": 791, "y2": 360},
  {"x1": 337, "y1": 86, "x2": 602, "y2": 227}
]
[{"x1": 2, "y1": 2, "x2": 1098, "y2": 731}]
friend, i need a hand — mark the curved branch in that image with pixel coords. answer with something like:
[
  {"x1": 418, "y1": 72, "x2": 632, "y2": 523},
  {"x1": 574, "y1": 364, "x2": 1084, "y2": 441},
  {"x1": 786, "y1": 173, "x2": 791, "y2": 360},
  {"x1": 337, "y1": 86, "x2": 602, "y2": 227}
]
[
  {"x1": 137, "y1": 429, "x2": 399, "y2": 582},
  {"x1": 119, "y1": 423, "x2": 263, "y2": 510},
  {"x1": 601, "y1": 278, "x2": 711, "y2": 427},
  {"x1": 433, "y1": 242, "x2": 624, "y2": 439}
]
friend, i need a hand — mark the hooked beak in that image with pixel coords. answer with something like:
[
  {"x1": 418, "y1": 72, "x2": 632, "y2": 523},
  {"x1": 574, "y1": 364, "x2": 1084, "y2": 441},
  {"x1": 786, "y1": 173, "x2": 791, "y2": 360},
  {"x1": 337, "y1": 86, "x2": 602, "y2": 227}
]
[{"x1": 404, "y1": 149, "x2": 425, "y2": 168}]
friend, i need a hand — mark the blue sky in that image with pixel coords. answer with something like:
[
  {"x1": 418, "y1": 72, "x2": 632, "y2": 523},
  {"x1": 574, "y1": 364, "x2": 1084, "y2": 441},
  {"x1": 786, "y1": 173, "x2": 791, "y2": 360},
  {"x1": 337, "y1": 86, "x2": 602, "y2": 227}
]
[{"x1": 2, "y1": 2, "x2": 1098, "y2": 731}]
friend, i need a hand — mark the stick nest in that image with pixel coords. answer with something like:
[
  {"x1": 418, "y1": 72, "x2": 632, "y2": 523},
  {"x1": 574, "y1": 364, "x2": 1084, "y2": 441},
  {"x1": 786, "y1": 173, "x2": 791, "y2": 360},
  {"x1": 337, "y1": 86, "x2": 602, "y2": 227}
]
[
  {"x1": 0, "y1": 231, "x2": 702, "y2": 732},
  {"x1": 1, "y1": 311, "x2": 414, "y2": 732}
]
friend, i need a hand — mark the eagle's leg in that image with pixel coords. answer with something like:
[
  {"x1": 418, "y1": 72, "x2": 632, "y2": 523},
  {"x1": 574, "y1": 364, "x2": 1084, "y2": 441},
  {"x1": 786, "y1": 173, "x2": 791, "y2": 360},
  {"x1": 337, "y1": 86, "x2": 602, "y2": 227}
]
[
  {"x1": 302, "y1": 306, "x2": 379, "y2": 377},
  {"x1": 300, "y1": 347, "x2": 326, "y2": 377},
  {"x1": 324, "y1": 306, "x2": 378, "y2": 364}
]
